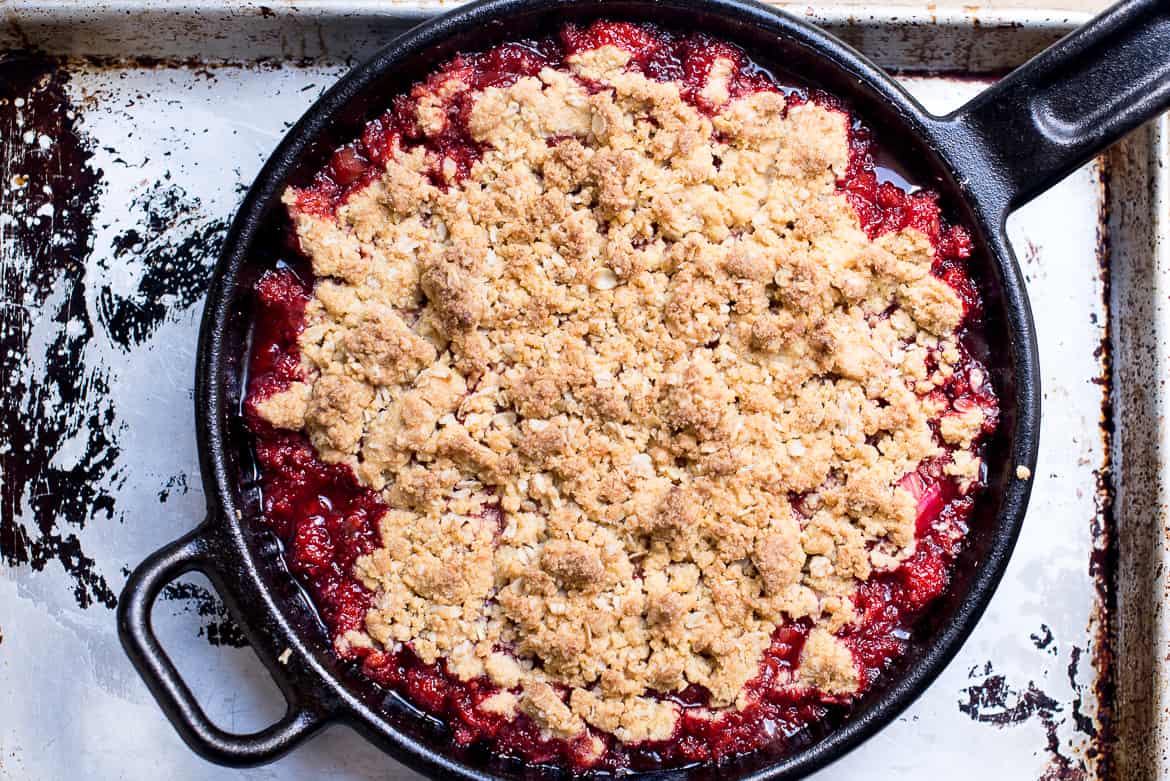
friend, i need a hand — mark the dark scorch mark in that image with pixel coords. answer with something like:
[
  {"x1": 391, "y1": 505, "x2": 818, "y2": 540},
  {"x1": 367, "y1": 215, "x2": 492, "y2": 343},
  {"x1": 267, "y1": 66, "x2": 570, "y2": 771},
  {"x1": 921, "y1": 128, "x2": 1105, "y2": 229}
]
[
  {"x1": 0, "y1": 54, "x2": 230, "y2": 615},
  {"x1": 0, "y1": 52, "x2": 118, "y2": 609},
  {"x1": 959, "y1": 665, "x2": 1061, "y2": 726},
  {"x1": 1031, "y1": 623, "x2": 1055, "y2": 653},
  {"x1": 160, "y1": 580, "x2": 249, "y2": 647},
  {"x1": 97, "y1": 178, "x2": 226, "y2": 348},
  {"x1": 157, "y1": 472, "x2": 190, "y2": 504},
  {"x1": 1067, "y1": 646, "x2": 1098, "y2": 743},
  {"x1": 960, "y1": 656, "x2": 1093, "y2": 780}
]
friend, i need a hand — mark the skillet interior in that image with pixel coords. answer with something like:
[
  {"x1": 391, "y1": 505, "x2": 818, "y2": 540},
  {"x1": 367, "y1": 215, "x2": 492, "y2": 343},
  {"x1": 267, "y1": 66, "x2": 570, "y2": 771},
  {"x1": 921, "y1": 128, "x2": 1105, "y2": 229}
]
[{"x1": 204, "y1": 0, "x2": 1038, "y2": 777}]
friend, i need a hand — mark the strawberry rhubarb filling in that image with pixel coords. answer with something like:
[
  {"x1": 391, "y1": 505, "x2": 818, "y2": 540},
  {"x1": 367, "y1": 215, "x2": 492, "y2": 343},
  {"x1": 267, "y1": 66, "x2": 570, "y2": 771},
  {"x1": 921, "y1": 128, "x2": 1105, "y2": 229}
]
[{"x1": 244, "y1": 21, "x2": 998, "y2": 772}]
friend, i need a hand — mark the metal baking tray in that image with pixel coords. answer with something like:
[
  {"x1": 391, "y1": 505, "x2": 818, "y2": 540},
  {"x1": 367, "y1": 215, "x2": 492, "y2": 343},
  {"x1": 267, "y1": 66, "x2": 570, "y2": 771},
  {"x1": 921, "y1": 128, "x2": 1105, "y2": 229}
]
[{"x1": 0, "y1": 3, "x2": 1162, "y2": 779}]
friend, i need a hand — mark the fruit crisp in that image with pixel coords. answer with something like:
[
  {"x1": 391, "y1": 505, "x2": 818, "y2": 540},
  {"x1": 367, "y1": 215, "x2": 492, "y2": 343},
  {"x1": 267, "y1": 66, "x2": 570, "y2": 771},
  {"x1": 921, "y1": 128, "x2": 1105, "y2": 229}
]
[{"x1": 244, "y1": 20, "x2": 999, "y2": 771}]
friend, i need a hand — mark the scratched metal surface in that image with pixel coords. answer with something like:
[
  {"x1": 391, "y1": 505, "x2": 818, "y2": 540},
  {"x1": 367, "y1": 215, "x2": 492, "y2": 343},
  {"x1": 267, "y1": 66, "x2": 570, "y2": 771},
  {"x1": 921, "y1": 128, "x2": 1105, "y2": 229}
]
[{"x1": 0, "y1": 4, "x2": 1156, "y2": 780}]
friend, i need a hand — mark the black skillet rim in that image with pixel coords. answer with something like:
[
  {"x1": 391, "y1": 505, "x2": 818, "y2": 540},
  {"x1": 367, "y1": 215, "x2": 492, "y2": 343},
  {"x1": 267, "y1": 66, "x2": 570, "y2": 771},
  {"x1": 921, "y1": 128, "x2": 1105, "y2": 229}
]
[{"x1": 193, "y1": 0, "x2": 1041, "y2": 777}]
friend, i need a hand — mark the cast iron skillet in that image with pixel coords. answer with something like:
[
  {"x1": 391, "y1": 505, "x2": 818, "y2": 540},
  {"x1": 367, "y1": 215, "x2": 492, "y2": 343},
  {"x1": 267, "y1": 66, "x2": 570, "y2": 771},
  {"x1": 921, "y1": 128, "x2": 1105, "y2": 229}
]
[{"x1": 118, "y1": 0, "x2": 1170, "y2": 776}]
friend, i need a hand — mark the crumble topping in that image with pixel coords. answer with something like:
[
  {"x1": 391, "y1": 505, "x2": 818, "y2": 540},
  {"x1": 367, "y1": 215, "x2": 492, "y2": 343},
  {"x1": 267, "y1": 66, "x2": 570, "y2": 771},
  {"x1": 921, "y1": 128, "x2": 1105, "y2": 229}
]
[{"x1": 259, "y1": 43, "x2": 984, "y2": 745}]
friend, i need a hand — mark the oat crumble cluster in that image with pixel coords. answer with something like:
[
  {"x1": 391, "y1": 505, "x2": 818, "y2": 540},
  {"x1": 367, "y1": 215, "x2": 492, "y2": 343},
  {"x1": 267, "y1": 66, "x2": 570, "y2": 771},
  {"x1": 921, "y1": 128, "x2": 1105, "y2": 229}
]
[{"x1": 254, "y1": 36, "x2": 990, "y2": 754}]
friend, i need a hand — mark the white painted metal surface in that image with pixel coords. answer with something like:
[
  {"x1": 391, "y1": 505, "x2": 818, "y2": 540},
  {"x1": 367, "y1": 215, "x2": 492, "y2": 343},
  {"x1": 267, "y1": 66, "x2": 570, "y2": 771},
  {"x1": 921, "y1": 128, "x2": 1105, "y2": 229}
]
[{"x1": 0, "y1": 5, "x2": 1154, "y2": 780}]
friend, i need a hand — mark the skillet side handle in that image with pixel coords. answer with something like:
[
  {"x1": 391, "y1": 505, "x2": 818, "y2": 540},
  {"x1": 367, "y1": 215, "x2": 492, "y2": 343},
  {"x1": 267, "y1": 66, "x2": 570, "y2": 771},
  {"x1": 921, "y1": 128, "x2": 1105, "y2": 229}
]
[
  {"x1": 117, "y1": 523, "x2": 329, "y2": 767},
  {"x1": 939, "y1": 0, "x2": 1170, "y2": 215}
]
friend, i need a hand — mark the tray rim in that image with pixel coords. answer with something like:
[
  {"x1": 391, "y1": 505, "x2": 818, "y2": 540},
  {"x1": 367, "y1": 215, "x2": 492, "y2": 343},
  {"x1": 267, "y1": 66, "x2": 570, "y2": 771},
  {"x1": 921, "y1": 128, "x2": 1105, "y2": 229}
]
[
  {"x1": 2, "y1": 0, "x2": 1096, "y2": 25},
  {"x1": 3, "y1": 3, "x2": 1161, "y2": 780},
  {"x1": 0, "y1": 1, "x2": 1096, "y2": 62}
]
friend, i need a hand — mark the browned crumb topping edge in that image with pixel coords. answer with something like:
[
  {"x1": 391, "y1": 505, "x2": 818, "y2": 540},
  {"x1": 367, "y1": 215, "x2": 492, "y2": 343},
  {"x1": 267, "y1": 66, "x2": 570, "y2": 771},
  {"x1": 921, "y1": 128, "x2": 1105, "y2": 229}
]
[{"x1": 255, "y1": 44, "x2": 984, "y2": 747}]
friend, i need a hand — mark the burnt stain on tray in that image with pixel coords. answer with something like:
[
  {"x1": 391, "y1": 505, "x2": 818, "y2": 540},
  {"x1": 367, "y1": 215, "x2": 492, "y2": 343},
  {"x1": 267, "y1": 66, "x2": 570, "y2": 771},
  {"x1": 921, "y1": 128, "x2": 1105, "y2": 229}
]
[
  {"x1": 1031, "y1": 624, "x2": 1056, "y2": 654},
  {"x1": 0, "y1": 53, "x2": 231, "y2": 636},
  {"x1": 959, "y1": 656, "x2": 1090, "y2": 781},
  {"x1": 959, "y1": 661, "x2": 1062, "y2": 727},
  {"x1": 0, "y1": 51, "x2": 116, "y2": 609},
  {"x1": 159, "y1": 580, "x2": 248, "y2": 647},
  {"x1": 99, "y1": 180, "x2": 227, "y2": 348},
  {"x1": 157, "y1": 472, "x2": 189, "y2": 504},
  {"x1": 1086, "y1": 163, "x2": 1117, "y2": 779}
]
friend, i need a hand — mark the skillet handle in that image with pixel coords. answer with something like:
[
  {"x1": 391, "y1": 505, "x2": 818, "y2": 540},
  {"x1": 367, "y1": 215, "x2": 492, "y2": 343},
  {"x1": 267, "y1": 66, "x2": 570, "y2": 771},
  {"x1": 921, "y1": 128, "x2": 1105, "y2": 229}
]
[
  {"x1": 938, "y1": 0, "x2": 1170, "y2": 215},
  {"x1": 117, "y1": 522, "x2": 329, "y2": 767}
]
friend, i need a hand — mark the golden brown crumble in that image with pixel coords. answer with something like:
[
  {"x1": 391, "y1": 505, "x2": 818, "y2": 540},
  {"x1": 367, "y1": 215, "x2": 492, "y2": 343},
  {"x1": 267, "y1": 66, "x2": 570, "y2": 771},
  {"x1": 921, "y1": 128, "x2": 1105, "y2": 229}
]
[{"x1": 261, "y1": 44, "x2": 979, "y2": 743}]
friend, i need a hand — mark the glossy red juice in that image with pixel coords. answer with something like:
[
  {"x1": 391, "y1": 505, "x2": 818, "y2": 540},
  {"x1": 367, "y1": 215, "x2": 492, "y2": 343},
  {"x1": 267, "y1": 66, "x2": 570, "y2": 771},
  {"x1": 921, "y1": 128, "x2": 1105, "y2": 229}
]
[{"x1": 245, "y1": 20, "x2": 999, "y2": 772}]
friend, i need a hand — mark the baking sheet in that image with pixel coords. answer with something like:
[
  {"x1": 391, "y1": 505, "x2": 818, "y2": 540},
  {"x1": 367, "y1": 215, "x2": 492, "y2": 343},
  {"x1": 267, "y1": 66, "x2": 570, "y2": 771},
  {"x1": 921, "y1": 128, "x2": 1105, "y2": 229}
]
[{"x1": 0, "y1": 4, "x2": 1159, "y2": 779}]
